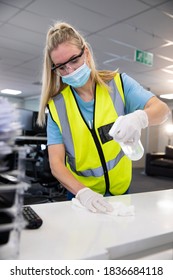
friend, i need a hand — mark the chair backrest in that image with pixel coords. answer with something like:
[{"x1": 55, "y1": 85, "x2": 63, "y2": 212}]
[
  {"x1": 165, "y1": 145, "x2": 173, "y2": 159},
  {"x1": 34, "y1": 146, "x2": 57, "y2": 183}
]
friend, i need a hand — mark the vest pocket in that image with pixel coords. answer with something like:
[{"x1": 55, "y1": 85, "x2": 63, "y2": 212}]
[{"x1": 98, "y1": 122, "x2": 114, "y2": 144}]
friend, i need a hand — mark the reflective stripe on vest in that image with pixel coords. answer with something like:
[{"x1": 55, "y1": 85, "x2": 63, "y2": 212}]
[{"x1": 68, "y1": 148, "x2": 124, "y2": 177}]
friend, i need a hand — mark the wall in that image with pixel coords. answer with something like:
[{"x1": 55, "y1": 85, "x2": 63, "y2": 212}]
[
  {"x1": 158, "y1": 102, "x2": 173, "y2": 150},
  {"x1": 0, "y1": 95, "x2": 24, "y2": 108},
  {"x1": 0, "y1": 95, "x2": 40, "y2": 111},
  {"x1": 23, "y1": 96, "x2": 40, "y2": 111},
  {"x1": 133, "y1": 100, "x2": 173, "y2": 168}
]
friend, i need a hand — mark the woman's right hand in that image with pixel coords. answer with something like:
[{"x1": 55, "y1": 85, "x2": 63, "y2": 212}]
[{"x1": 76, "y1": 188, "x2": 113, "y2": 213}]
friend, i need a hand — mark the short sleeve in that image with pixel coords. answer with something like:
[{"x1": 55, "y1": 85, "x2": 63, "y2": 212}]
[
  {"x1": 47, "y1": 112, "x2": 63, "y2": 145},
  {"x1": 121, "y1": 73, "x2": 155, "y2": 114}
]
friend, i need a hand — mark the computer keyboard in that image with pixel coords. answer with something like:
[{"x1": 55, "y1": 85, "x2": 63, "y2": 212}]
[{"x1": 22, "y1": 206, "x2": 43, "y2": 229}]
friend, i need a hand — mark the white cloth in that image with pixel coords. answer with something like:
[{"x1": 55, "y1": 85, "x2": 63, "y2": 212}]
[{"x1": 72, "y1": 198, "x2": 135, "y2": 216}]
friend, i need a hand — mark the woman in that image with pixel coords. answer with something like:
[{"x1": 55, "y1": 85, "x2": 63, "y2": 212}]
[{"x1": 38, "y1": 22, "x2": 170, "y2": 213}]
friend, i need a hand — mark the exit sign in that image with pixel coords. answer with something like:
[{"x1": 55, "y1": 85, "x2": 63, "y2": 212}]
[{"x1": 135, "y1": 49, "x2": 153, "y2": 66}]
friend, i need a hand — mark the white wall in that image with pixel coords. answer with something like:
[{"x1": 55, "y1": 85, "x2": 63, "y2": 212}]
[
  {"x1": 158, "y1": 102, "x2": 173, "y2": 150},
  {"x1": 0, "y1": 95, "x2": 24, "y2": 108},
  {"x1": 0, "y1": 95, "x2": 40, "y2": 111},
  {"x1": 133, "y1": 100, "x2": 173, "y2": 168},
  {"x1": 23, "y1": 97, "x2": 40, "y2": 111}
]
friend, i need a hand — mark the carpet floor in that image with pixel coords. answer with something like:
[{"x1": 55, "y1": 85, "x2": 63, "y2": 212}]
[{"x1": 130, "y1": 168, "x2": 173, "y2": 194}]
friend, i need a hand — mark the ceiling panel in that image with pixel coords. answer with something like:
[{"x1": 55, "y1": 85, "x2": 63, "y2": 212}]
[
  {"x1": 8, "y1": 11, "x2": 52, "y2": 33},
  {"x1": 142, "y1": 0, "x2": 167, "y2": 5},
  {"x1": 25, "y1": 0, "x2": 115, "y2": 32},
  {"x1": 0, "y1": 23, "x2": 46, "y2": 46},
  {"x1": 88, "y1": 34, "x2": 134, "y2": 57},
  {"x1": 156, "y1": 1, "x2": 173, "y2": 14},
  {"x1": 0, "y1": 47, "x2": 35, "y2": 62},
  {"x1": 0, "y1": 0, "x2": 172, "y2": 99},
  {"x1": 0, "y1": 2, "x2": 19, "y2": 21},
  {"x1": 96, "y1": 23, "x2": 166, "y2": 50},
  {"x1": 125, "y1": 8, "x2": 173, "y2": 41},
  {"x1": 66, "y1": 0, "x2": 149, "y2": 18},
  {"x1": 0, "y1": 37, "x2": 41, "y2": 55},
  {"x1": 154, "y1": 44, "x2": 173, "y2": 59},
  {"x1": 0, "y1": 0, "x2": 34, "y2": 9}
]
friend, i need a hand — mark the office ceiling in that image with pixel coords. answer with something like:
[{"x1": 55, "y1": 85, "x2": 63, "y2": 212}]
[{"x1": 0, "y1": 0, "x2": 173, "y2": 100}]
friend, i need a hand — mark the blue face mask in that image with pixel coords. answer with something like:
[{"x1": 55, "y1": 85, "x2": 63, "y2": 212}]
[{"x1": 62, "y1": 62, "x2": 91, "y2": 88}]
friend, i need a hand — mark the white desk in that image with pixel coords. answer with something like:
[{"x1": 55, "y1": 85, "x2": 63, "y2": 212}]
[{"x1": 19, "y1": 189, "x2": 173, "y2": 260}]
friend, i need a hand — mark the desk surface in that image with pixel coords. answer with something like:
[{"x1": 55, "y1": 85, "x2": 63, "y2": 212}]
[{"x1": 19, "y1": 189, "x2": 173, "y2": 260}]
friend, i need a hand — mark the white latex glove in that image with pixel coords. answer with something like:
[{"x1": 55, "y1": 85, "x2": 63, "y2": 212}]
[
  {"x1": 76, "y1": 188, "x2": 114, "y2": 213},
  {"x1": 109, "y1": 110, "x2": 148, "y2": 146}
]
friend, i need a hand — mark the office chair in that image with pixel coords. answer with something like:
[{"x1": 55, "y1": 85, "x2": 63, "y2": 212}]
[{"x1": 24, "y1": 145, "x2": 67, "y2": 204}]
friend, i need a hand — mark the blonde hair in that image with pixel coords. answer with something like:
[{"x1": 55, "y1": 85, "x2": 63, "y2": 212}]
[{"x1": 38, "y1": 21, "x2": 117, "y2": 126}]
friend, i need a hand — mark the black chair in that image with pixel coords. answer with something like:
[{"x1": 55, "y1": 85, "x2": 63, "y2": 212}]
[
  {"x1": 145, "y1": 145, "x2": 173, "y2": 178},
  {"x1": 24, "y1": 145, "x2": 66, "y2": 204}
]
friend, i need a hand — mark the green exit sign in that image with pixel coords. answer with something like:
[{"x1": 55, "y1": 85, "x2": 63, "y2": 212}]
[{"x1": 135, "y1": 49, "x2": 153, "y2": 66}]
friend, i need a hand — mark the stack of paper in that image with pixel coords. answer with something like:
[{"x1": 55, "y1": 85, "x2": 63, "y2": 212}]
[
  {"x1": 0, "y1": 98, "x2": 30, "y2": 260},
  {"x1": 0, "y1": 97, "x2": 22, "y2": 167}
]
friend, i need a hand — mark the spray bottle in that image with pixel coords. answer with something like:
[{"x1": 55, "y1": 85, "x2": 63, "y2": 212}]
[{"x1": 109, "y1": 126, "x2": 144, "y2": 161}]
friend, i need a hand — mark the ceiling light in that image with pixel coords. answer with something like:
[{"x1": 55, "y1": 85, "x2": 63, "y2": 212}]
[
  {"x1": 158, "y1": 55, "x2": 173, "y2": 62},
  {"x1": 1, "y1": 89, "x2": 22, "y2": 95},
  {"x1": 163, "y1": 11, "x2": 173, "y2": 19},
  {"x1": 160, "y1": 93, "x2": 173, "y2": 100},
  {"x1": 161, "y1": 41, "x2": 173, "y2": 47},
  {"x1": 161, "y1": 69, "x2": 173, "y2": 74}
]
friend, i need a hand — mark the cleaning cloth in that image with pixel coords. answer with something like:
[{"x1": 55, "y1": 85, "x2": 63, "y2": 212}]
[{"x1": 72, "y1": 198, "x2": 135, "y2": 216}]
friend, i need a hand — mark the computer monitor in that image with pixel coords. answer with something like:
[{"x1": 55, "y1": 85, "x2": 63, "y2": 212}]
[
  {"x1": 32, "y1": 111, "x2": 47, "y2": 136},
  {"x1": 17, "y1": 108, "x2": 33, "y2": 135}
]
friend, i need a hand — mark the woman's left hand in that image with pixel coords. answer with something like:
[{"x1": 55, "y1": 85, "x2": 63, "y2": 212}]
[{"x1": 109, "y1": 110, "x2": 148, "y2": 145}]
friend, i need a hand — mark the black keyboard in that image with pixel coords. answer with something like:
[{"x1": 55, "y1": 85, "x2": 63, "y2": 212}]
[{"x1": 23, "y1": 206, "x2": 43, "y2": 229}]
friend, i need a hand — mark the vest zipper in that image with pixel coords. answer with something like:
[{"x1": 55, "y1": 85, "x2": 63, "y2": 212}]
[
  {"x1": 91, "y1": 87, "x2": 110, "y2": 194},
  {"x1": 90, "y1": 128, "x2": 110, "y2": 194}
]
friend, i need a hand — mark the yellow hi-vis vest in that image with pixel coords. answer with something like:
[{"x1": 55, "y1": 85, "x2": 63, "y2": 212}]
[{"x1": 48, "y1": 73, "x2": 132, "y2": 195}]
